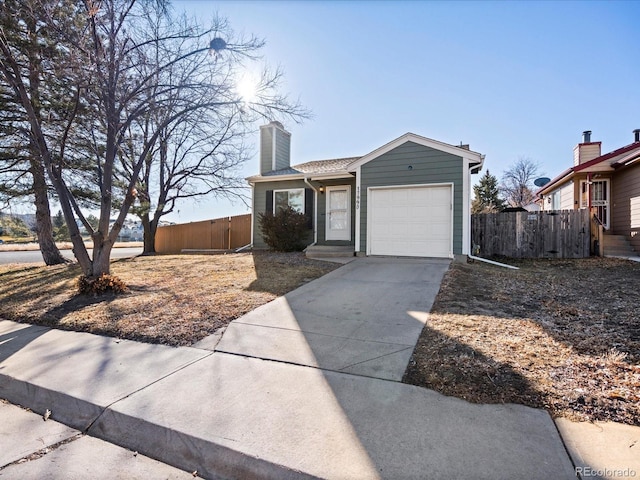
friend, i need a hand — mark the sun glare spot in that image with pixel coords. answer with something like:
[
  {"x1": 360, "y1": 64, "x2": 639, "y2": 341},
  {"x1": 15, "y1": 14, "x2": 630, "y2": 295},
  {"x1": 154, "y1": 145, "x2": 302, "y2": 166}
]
[{"x1": 236, "y1": 74, "x2": 259, "y2": 103}]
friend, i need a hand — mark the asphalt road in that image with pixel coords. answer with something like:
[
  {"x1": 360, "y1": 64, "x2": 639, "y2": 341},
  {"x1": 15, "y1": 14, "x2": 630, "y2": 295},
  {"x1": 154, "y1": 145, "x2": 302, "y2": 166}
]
[{"x1": 0, "y1": 247, "x2": 142, "y2": 265}]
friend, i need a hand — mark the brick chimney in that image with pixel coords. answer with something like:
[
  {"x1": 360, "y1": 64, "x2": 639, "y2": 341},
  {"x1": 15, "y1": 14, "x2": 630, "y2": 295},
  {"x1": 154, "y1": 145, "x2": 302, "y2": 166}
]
[
  {"x1": 260, "y1": 121, "x2": 291, "y2": 174},
  {"x1": 573, "y1": 130, "x2": 602, "y2": 166}
]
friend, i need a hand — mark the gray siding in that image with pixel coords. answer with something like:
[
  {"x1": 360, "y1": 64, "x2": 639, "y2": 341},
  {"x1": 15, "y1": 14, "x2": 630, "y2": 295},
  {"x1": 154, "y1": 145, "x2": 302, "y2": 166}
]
[
  {"x1": 274, "y1": 128, "x2": 291, "y2": 171},
  {"x1": 252, "y1": 179, "x2": 312, "y2": 249},
  {"x1": 611, "y1": 163, "x2": 640, "y2": 251},
  {"x1": 359, "y1": 141, "x2": 464, "y2": 254},
  {"x1": 260, "y1": 128, "x2": 274, "y2": 174},
  {"x1": 316, "y1": 178, "x2": 357, "y2": 245}
]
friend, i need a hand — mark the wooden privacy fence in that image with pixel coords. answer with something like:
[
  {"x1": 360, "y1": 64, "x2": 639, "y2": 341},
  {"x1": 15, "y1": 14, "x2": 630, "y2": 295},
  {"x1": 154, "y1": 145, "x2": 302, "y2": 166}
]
[
  {"x1": 472, "y1": 210, "x2": 590, "y2": 258},
  {"x1": 155, "y1": 214, "x2": 251, "y2": 254}
]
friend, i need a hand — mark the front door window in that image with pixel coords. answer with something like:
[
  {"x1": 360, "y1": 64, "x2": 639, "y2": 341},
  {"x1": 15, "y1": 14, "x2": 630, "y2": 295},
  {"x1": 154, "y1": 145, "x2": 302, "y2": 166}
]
[{"x1": 326, "y1": 186, "x2": 351, "y2": 241}]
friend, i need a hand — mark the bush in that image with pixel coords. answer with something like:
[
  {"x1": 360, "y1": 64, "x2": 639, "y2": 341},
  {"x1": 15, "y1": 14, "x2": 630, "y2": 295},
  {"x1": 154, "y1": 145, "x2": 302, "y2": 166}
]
[
  {"x1": 259, "y1": 207, "x2": 310, "y2": 252},
  {"x1": 77, "y1": 274, "x2": 128, "y2": 295}
]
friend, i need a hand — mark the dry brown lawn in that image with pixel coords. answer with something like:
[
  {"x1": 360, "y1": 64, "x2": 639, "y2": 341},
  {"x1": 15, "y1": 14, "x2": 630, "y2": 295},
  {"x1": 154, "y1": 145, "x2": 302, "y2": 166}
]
[
  {"x1": 403, "y1": 257, "x2": 640, "y2": 426},
  {"x1": 0, "y1": 252, "x2": 338, "y2": 346}
]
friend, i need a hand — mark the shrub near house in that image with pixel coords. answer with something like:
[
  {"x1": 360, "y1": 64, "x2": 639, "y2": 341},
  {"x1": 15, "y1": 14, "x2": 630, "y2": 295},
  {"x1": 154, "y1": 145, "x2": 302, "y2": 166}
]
[{"x1": 259, "y1": 207, "x2": 309, "y2": 252}]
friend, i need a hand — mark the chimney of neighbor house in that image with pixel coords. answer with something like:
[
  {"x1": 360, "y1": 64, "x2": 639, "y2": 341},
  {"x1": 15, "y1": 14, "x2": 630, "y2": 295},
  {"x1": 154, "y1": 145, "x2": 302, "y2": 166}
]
[
  {"x1": 634, "y1": 129, "x2": 640, "y2": 143},
  {"x1": 260, "y1": 121, "x2": 291, "y2": 174},
  {"x1": 573, "y1": 130, "x2": 602, "y2": 166}
]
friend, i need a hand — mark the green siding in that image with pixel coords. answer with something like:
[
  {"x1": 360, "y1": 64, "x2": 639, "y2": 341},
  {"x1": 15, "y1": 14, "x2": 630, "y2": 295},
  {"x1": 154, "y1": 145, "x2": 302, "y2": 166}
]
[
  {"x1": 359, "y1": 141, "x2": 464, "y2": 255},
  {"x1": 252, "y1": 179, "x2": 313, "y2": 248}
]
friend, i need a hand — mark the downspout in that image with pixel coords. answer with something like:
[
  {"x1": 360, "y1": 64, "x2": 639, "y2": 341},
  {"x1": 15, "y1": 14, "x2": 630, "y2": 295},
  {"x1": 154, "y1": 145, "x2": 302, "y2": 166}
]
[
  {"x1": 235, "y1": 243, "x2": 252, "y2": 252},
  {"x1": 304, "y1": 176, "x2": 318, "y2": 247},
  {"x1": 248, "y1": 182, "x2": 254, "y2": 250},
  {"x1": 468, "y1": 253, "x2": 519, "y2": 270}
]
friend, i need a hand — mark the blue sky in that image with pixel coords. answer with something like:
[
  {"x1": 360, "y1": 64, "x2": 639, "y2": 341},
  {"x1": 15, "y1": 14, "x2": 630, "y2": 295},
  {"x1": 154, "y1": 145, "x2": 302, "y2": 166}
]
[
  {"x1": 13, "y1": 1, "x2": 637, "y2": 224},
  {"x1": 166, "y1": 0, "x2": 640, "y2": 223}
]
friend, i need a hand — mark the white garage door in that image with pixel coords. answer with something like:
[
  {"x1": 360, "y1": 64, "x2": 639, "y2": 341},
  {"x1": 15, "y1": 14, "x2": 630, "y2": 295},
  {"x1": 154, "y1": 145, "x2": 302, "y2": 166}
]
[{"x1": 368, "y1": 185, "x2": 452, "y2": 258}]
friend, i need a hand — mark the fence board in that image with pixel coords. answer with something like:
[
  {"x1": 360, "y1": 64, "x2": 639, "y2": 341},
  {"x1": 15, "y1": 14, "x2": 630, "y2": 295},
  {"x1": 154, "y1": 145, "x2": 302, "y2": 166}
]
[
  {"x1": 471, "y1": 210, "x2": 590, "y2": 258},
  {"x1": 155, "y1": 214, "x2": 251, "y2": 253}
]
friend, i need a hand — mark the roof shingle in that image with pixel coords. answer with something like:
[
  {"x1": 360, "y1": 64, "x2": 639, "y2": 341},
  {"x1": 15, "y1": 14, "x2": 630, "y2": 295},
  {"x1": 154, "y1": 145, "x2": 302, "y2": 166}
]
[{"x1": 260, "y1": 157, "x2": 359, "y2": 177}]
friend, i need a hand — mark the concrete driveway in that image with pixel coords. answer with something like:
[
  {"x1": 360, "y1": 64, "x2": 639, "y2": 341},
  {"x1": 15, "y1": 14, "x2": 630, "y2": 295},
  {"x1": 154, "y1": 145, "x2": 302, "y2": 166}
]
[{"x1": 208, "y1": 257, "x2": 450, "y2": 381}]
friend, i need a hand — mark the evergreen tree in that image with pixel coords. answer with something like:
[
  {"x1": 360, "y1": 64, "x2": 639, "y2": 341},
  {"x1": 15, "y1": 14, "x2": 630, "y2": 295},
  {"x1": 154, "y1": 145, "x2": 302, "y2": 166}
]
[
  {"x1": 53, "y1": 210, "x2": 65, "y2": 229},
  {"x1": 472, "y1": 170, "x2": 506, "y2": 213}
]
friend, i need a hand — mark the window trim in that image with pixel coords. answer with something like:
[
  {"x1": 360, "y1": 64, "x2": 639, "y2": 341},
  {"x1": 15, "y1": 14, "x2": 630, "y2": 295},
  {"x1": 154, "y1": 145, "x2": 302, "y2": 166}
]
[{"x1": 273, "y1": 188, "x2": 305, "y2": 214}]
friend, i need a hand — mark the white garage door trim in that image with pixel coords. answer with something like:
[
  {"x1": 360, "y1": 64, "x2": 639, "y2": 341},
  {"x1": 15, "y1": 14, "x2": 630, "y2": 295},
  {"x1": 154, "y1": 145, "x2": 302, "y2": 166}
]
[{"x1": 366, "y1": 183, "x2": 453, "y2": 258}]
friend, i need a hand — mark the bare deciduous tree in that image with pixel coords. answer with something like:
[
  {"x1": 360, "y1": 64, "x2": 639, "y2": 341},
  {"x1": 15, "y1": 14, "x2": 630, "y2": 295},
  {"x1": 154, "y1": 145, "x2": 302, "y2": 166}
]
[
  {"x1": 1, "y1": 0, "x2": 307, "y2": 283},
  {"x1": 500, "y1": 157, "x2": 542, "y2": 208},
  {"x1": 117, "y1": 8, "x2": 308, "y2": 254}
]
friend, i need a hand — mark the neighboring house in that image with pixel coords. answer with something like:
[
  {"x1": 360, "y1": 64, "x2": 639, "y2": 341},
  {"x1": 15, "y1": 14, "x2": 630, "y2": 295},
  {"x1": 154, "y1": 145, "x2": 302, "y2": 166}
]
[
  {"x1": 537, "y1": 129, "x2": 640, "y2": 253},
  {"x1": 247, "y1": 122, "x2": 485, "y2": 259},
  {"x1": 109, "y1": 218, "x2": 144, "y2": 241}
]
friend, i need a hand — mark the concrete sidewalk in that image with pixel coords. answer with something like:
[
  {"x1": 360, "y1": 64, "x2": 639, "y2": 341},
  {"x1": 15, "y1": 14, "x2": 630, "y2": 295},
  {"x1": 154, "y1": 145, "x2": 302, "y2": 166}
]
[
  {"x1": 1, "y1": 319, "x2": 575, "y2": 479},
  {"x1": 0, "y1": 400, "x2": 191, "y2": 479},
  {"x1": 1, "y1": 257, "x2": 633, "y2": 479}
]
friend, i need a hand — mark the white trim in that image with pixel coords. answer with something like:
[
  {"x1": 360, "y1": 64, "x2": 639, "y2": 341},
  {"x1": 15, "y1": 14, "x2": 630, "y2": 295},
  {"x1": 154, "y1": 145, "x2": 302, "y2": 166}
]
[
  {"x1": 462, "y1": 158, "x2": 471, "y2": 255},
  {"x1": 246, "y1": 172, "x2": 352, "y2": 183},
  {"x1": 250, "y1": 183, "x2": 255, "y2": 244},
  {"x1": 271, "y1": 124, "x2": 277, "y2": 171},
  {"x1": 325, "y1": 185, "x2": 351, "y2": 241},
  {"x1": 273, "y1": 188, "x2": 305, "y2": 214},
  {"x1": 347, "y1": 133, "x2": 483, "y2": 172},
  {"x1": 366, "y1": 182, "x2": 454, "y2": 258},
  {"x1": 307, "y1": 173, "x2": 353, "y2": 181},
  {"x1": 354, "y1": 166, "x2": 361, "y2": 252},
  {"x1": 304, "y1": 176, "x2": 318, "y2": 245}
]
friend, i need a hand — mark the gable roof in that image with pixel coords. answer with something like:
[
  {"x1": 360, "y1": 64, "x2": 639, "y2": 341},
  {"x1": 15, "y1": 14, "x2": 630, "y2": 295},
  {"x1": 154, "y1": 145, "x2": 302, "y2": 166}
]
[
  {"x1": 574, "y1": 141, "x2": 640, "y2": 172},
  {"x1": 247, "y1": 157, "x2": 358, "y2": 182},
  {"x1": 346, "y1": 132, "x2": 484, "y2": 172},
  {"x1": 611, "y1": 146, "x2": 640, "y2": 168},
  {"x1": 537, "y1": 141, "x2": 640, "y2": 195},
  {"x1": 247, "y1": 132, "x2": 485, "y2": 183}
]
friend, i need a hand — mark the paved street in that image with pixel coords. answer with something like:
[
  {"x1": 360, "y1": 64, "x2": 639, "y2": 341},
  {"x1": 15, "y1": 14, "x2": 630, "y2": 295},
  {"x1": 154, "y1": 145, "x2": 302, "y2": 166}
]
[{"x1": 0, "y1": 247, "x2": 142, "y2": 265}]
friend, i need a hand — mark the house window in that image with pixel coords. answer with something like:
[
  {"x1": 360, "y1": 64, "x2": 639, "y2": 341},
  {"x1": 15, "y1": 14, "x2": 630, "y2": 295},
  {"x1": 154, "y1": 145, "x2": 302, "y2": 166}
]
[
  {"x1": 274, "y1": 189, "x2": 304, "y2": 213},
  {"x1": 550, "y1": 191, "x2": 561, "y2": 210}
]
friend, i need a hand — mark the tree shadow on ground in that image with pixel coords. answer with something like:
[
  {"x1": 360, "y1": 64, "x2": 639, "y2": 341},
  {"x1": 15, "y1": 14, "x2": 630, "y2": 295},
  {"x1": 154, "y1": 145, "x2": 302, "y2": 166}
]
[
  {"x1": 247, "y1": 251, "x2": 339, "y2": 296},
  {"x1": 409, "y1": 258, "x2": 640, "y2": 425},
  {"x1": 403, "y1": 324, "x2": 546, "y2": 408},
  {"x1": 0, "y1": 264, "x2": 80, "y2": 318},
  {"x1": 0, "y1": 325, "x2": 48, "y2": 365}
]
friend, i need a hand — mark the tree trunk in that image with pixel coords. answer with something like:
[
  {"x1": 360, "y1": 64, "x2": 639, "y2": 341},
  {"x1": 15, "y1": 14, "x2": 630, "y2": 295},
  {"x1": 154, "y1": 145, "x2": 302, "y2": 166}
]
[
  {"x1": 141, "y1": 213, "x2": 156, "y2": 254},
  {"x1": 24, "y1": 12, "x2": 67, "y2": 266},
  {"x1": 31, "y1": 160, "x2": 68, "y2": 265},
  {"x1": 90, "y1": 236, "x2": 114, "y2": 277}
]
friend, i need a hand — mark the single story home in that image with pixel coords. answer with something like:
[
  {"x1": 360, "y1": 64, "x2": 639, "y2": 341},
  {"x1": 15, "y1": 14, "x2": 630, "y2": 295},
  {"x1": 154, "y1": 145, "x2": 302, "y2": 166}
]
[
  {"x1": 537, "y1": 129, "x2": 640, "y2": 253},
  {"x1": 247, "y1": 122, "x2": 485, "y2": 259}
]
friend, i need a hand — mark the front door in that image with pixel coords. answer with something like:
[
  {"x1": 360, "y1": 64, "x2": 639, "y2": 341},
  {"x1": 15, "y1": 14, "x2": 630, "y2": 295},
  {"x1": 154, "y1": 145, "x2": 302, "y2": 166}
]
[
  {"x1": 325, "y1": 186, "x2": 351, "y2": 241},
  {"x1": 582, "y1": 179, "x2": 610, "y2": 229}
]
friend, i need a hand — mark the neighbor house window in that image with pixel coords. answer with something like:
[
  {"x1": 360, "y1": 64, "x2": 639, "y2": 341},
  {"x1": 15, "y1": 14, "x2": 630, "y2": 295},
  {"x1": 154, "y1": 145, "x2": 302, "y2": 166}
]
[{"x1": 274, "y1": 189, "x2": 304, "y2": 213}]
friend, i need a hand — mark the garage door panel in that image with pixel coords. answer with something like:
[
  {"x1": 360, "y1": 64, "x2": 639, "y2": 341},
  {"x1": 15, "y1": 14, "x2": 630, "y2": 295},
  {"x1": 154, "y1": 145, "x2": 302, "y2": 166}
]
[{"x1": 369, "y1": 185, "x2": 452, "y2": 258}]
